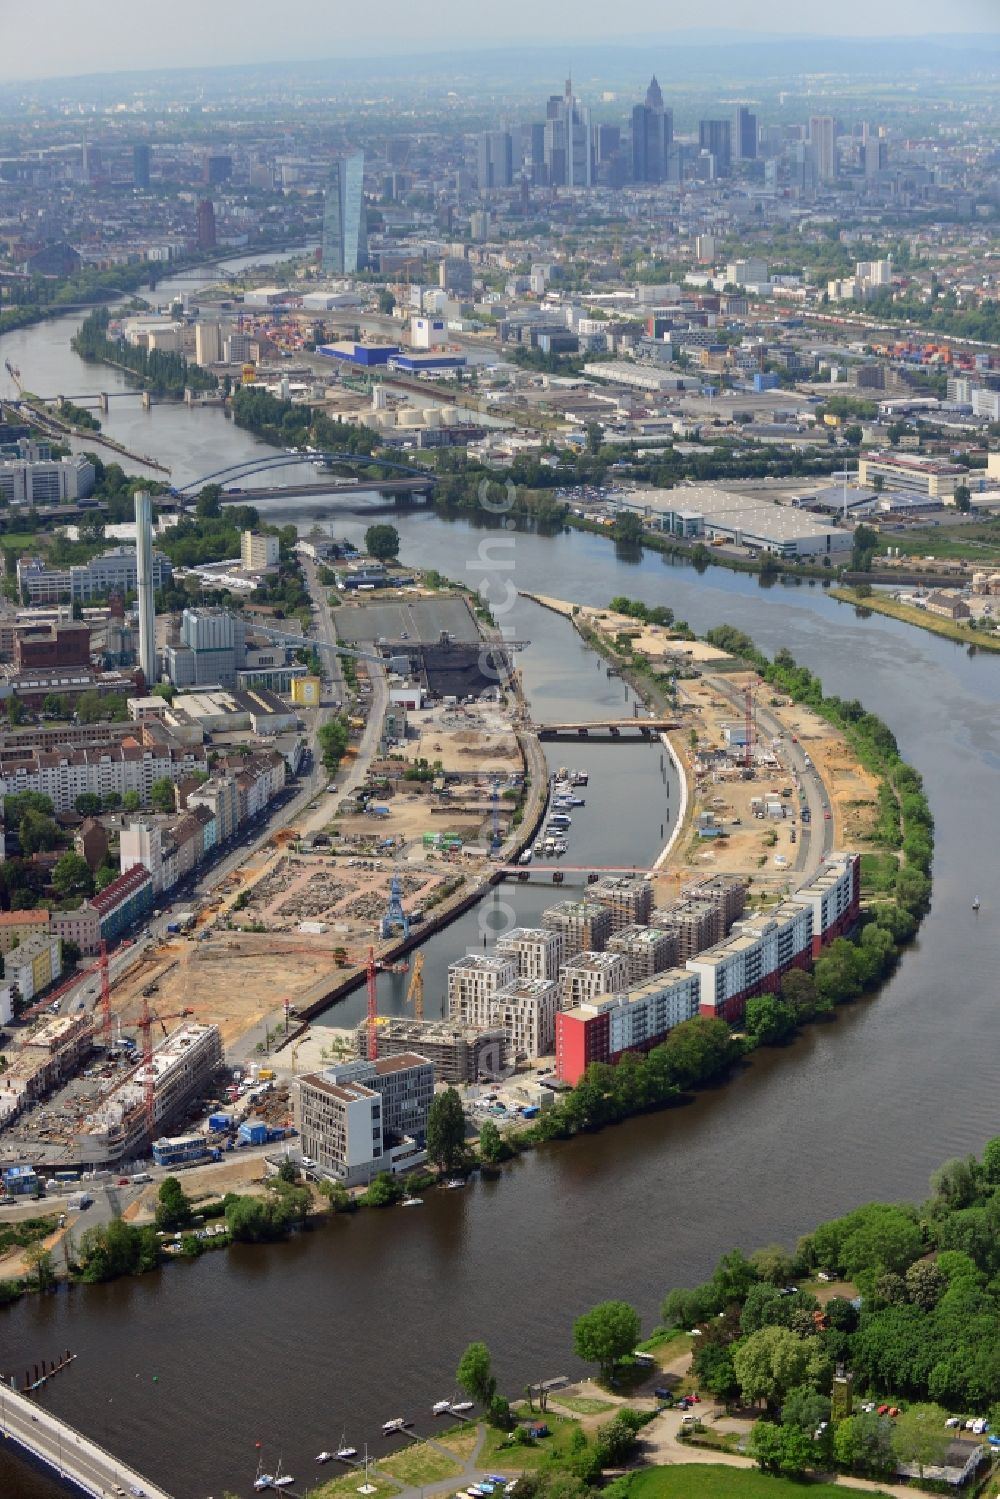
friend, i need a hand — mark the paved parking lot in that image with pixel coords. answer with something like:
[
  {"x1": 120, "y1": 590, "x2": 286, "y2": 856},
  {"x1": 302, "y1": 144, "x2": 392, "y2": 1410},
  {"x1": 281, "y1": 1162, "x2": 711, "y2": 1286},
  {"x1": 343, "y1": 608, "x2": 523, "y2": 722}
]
[{"x1": 335, "y1": 594, "x2": 480, "y2": 645}]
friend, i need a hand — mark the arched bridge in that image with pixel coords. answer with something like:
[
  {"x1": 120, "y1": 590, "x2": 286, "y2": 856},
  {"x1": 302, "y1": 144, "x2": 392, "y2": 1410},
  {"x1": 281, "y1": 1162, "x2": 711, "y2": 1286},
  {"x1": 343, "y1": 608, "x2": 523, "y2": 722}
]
[{"x1": 175, "y1": 450, "x2": 436, "y2": 498}]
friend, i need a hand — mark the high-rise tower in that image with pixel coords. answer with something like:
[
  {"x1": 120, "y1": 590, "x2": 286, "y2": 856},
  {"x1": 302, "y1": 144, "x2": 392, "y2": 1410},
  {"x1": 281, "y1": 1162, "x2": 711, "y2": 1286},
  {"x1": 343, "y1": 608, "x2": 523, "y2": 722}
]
[
  {"x1": 322, "y1": 153, "x2": 366, "y2": 274},
  {"x1": 135, "y1": 491, "x2": 156, "y2": 686}
]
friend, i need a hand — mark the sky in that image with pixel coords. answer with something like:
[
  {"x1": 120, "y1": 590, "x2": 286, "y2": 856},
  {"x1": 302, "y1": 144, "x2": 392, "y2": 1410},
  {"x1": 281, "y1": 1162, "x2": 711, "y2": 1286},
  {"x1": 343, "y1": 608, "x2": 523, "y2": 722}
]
[{"x1": 2, "y1": 0, "x2": 999, "y2": 82}]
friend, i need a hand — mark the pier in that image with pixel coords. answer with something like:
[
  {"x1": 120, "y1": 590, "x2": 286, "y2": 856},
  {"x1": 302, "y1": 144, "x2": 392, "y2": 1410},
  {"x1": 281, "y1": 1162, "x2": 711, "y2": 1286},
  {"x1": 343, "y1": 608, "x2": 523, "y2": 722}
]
[{"x1": 0, "y1": 1378, "x2": 172, "y2": 1499}]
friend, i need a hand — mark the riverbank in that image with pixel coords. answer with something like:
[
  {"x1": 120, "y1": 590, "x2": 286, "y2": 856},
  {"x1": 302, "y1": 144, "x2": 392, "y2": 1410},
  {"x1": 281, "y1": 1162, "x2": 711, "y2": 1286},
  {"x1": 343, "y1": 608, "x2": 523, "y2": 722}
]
[{"x1": 831, "y1": 586, "x2": 1000, "y2": 653}]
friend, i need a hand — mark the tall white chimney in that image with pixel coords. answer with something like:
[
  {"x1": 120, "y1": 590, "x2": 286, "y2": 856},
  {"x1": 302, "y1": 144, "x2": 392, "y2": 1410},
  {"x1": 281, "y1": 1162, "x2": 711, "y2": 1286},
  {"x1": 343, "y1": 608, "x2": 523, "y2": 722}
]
[{"x1": 134, "y1": 490, "x2": 156, "y2": 685}]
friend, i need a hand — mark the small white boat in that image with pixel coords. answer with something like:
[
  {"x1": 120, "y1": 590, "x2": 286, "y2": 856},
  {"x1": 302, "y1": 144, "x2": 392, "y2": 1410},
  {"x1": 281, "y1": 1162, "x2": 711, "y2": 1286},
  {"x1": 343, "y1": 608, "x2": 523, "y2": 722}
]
[
  {"x1": 383, "y1": 1418, "x2": 406, "y2": 1434},
  {"x1": 401, "y1": 1196, "x2": 423, "y2": 1207},
  {"x1": 274, "y1": 1478, "x2": 294, "y2": 1489},
  {"x1": 444, "y1": 1177, "x2": 465, "y2": 1189},
  {"x1": 336, "y1": 1445, "x2": 357, "y2": 1460},
  {"x1": 317, "y1": 1452, "x2": 334, "y2": 1464},
  {"x1": 254, "y1": 1478, "x2": 273, "y2": 1493},
  {"x1": 973, "y1": 896, "x2": 981, "y2": 912},
  {"x1": 451, "y1": 1400, "x2": 474, "y2": 1413},
  {"x1": 433, "y1": 1399, "x2": 452, "y2": 1415}
]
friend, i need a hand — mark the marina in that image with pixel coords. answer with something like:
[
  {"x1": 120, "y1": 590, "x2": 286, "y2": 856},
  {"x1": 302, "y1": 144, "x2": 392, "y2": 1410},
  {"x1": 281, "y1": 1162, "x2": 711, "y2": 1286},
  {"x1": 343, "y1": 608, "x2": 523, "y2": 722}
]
[{"x1": 1, "y1": 260, "x2": 999, "y2": 1499}]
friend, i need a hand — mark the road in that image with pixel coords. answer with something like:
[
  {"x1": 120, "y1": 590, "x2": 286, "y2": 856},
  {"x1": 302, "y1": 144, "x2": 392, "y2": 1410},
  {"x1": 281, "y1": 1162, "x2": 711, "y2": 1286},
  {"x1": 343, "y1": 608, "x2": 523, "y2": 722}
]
[{"x1": 0, "y1": 1378, "x2": 171, "y2": 1499}]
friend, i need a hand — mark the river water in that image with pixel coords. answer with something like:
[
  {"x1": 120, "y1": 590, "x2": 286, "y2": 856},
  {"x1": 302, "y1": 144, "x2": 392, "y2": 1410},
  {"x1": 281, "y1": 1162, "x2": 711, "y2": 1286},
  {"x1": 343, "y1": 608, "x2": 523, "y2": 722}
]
[{"x1": 2, "y1": 264, "x2": 1000, "y2": 1499}]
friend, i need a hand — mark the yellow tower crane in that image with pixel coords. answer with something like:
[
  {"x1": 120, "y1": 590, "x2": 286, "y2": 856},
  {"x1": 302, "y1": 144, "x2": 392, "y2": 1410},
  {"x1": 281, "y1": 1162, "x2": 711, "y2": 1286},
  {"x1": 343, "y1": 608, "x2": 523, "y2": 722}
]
[{"x1": 406, "y1": 951, "x2": 425, "y2": 1021}]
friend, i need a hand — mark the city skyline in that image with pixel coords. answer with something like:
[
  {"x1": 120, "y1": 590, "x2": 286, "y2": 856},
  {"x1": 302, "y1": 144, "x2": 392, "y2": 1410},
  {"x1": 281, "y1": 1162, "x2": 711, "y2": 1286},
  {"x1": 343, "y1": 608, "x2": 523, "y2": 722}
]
[{"x1": 1, "y1": 2, "x2": 998, "y2": 82}]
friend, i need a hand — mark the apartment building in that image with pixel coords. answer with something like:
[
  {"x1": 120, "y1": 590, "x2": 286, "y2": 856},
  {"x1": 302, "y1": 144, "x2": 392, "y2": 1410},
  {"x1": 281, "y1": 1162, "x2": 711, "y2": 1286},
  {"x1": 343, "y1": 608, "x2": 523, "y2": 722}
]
[
  {"x1": 495, "y1": 926, "x2": 564, "y2": 981},
  {"x1": 561, "y1": 951, "x2": 628, "y2": 1010},
  {"x1": 557, "y1": 968, "x2": 703, "y2": 1084},
  {"x1": 78, "y1": 1023, "x2": 222, "y2": 1163},
  {"x1": 447, "y1": 954, "x2": 517, "y2": 1024},
  {"x1": 7, "y1": 934, "x2": 62, "y2": 1006},
  {"x1": 542, "y1": 900, "x2": 613, "y2": 958},
  {"x1": 240, "y1": 531, "x2": 279, "y2": 571},
  {"x1": 589, "y1": 874, "x2": 653, "y2": 930},
  {"x1": 492, "y1": 978, "x2": 560, "y2": 1058},
  {"x1": 607, "y1": 924, "x2": 678, "y2": 983},
  {"x1": 356, "y1": 1018, "x2": 508, "y2": 1083},
  {"x1": 0, "y1": 736, "x2": 208, "y2": 814}
]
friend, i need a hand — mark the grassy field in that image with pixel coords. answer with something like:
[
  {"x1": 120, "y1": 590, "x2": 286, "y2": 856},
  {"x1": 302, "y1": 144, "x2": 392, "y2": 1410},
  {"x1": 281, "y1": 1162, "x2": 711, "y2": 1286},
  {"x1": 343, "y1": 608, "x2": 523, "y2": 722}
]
[
  {"x1": 860, "y1": 850, "x2": 900, "y2": 895},
  {"x1": 616, "y1": 1464, "x2": 894, "y2": 1499},
  {"x1": 435, "y1": 1427, "x2": 480, "y2": 1460},
  {"x1": 879, "y1": 520, "x2": 1000, "y2": 564},
  {"x1": 375, "y1": 1443, "x2": 463, "y2": 1486},
  {"x1": 313, "y1": 1472, "x2": 401, "y2": 1499},
  {"x1": 479, "y1": 1409, "x2": 590, "y2": 1471},
  {"x1": 552, "y1": 1396, "x2": 615, "y2": 1416},
  {"x1": 831, "y1": 588, "x2": 1000, "y2": 652}
]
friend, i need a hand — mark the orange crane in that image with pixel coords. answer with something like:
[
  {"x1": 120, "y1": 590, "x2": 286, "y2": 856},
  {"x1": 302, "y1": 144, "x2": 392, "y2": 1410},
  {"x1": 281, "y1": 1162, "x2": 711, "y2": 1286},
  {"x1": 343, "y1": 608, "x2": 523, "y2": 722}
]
[
  {"x1": 367, "y1": 945, "x2": 378, "y2": 1061},
  {"x1": 135, "y1": 998, "x2": 195, "y2": 1136}
]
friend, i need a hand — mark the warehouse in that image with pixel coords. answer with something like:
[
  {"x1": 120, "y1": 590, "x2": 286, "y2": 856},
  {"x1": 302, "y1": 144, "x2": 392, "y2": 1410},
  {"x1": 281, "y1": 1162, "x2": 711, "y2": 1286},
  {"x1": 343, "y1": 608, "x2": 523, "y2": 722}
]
[{"x1": 617, "y1": 485, "x2": 853, "y2": 560}]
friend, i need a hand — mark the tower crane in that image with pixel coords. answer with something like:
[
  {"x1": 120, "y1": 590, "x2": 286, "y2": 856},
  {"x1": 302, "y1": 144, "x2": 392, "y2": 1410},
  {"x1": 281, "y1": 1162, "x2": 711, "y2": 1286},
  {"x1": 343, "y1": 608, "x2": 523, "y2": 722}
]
[
  {"x1": 134, "y1": 998, "x2": 195, "y2": 1136},
  {"x1": 405, "y1": 951, "x2": 424, "y2": 1021}
]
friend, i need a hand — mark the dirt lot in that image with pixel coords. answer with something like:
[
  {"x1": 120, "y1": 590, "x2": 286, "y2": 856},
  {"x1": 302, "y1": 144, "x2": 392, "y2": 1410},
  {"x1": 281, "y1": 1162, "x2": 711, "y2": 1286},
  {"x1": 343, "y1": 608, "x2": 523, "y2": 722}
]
[{"x1": 400, "y1": 704, "x2": 523, "y2": 775}]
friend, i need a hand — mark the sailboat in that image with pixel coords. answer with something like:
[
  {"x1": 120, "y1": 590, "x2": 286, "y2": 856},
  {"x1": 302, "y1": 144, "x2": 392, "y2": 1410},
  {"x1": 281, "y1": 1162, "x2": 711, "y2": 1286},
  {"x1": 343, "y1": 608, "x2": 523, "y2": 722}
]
[
  {"x1": 337, "y1": 1428, "x2": 358, "y2": 1460},
  {"x1": 253, "y1": 1457, "x2": 274, "y2": 1492},
  {"x1": 273, "y1": 1455, "x2": 294, "y2": 1488},
  {"x1": 973, "y1": 896, "x2": 981, "y2": 912}
]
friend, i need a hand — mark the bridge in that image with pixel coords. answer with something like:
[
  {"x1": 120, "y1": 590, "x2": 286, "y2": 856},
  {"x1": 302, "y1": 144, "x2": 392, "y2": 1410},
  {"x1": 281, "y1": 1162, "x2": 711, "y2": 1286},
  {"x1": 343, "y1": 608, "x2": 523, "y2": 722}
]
[
  {"x1": 175, "y1": 450, "x2": 436, "y2": 498},
  {"x1": 0, "y1": 1377, "x2": 172, "y2": 1499},
  {"x1": 535, "y1": 717, "x2": 679, "y2": 740}
]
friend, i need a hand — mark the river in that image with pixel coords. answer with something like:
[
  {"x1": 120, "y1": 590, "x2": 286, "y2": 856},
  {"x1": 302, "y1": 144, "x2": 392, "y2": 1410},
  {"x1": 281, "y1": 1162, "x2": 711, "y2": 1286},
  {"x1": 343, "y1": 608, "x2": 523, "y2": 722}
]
[{"x1": 2, "y1": 267, "x2": 1000, "y2": 1499}]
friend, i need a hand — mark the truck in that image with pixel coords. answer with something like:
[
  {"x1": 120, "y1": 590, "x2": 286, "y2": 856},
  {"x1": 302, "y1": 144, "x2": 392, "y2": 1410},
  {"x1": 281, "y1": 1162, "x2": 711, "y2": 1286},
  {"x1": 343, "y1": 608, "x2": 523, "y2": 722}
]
[{"x1": 67, "y1": 1191, "x2": 93, "y2": 1212}]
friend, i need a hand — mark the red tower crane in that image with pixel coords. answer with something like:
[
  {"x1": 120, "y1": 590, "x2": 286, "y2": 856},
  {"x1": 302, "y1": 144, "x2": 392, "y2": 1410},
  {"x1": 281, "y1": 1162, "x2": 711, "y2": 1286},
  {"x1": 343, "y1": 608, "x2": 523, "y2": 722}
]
[
  {"x1": 366, "y1": 945, "x2": 378, "y2": 1062},
  {"x1": 136, "y1": 999, "x2": 195, "y2": 1136}
]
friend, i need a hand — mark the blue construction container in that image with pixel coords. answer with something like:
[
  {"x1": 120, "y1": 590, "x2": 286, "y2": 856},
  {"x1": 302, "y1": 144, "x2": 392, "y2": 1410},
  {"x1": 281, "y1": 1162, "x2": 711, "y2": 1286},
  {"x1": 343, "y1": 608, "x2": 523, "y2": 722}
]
[
  {"x1": 238, "y1": 1120, "x2": 268, "y2": 1146},
  {"x1": 208, "y1": 1113, "x2": 233, "y2": 1132}
]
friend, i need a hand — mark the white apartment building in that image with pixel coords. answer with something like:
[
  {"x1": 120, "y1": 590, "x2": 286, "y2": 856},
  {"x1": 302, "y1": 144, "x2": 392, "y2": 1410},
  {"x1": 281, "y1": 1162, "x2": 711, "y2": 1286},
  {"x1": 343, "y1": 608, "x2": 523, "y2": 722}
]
[
  {"x1": 0, "y1": 740, "x2": 207, "y2": 815},
  {"x1": 293, "y1": 1053, "x2": 434, "y2": 1185},
  {"x1": 492, "y1": 978, "x2": 560, "y2": 1058},
  {"x1": 561, "y1": 951, "x2": 628, "y2": 1009},
  {"x1": 495, "y1": 926, "x2": 564, "y2": 982},
  {"x1": 447, "y1": 954, "x2": 517, "y2": 1023}
]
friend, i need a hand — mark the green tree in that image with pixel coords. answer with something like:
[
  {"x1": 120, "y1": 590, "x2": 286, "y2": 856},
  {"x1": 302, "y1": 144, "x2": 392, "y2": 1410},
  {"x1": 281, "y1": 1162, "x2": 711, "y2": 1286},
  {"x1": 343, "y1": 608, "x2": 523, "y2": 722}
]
[
  {"x1": 426, "y1": 1087, "x2": 466, "y2": 1172},
  {"x1": 834, "y1": 1411, "x2": 895, "y2": 1475},
  {"x1": 196, "y1": 483, "x2": 223, "y2": 519},
  {"x1": 732, "y1": 1325, "x2": 814, "y2": 1411},
  {"x1": 19, "y1": 810, "x2": 60, "y2": 855},
  {"x1": 612, "y1": 511, "x2": 644, "y2": 545},
  {"x1": 52, "y1": 851, "x2": 94, "y2": 900},
  {"x1": 750, "y1": 1244, "x2": 797, "y2": 1286},
  {"x1": 150, "y1": 777, "x2": 176, "y2": 813},
  {"x1": 7, "y1": 693, "x2": 25, "y2": 726},
  {"x1": 155, "y1": 1176, "x2": 192, "y2": 1231},
  {"x1": 364, "y1": 523, "x2": 400, "y2": 562},
  {"x1": 122, "y1": 790, "x2": 141, "y2": 813},
  {"x1": 152, "y1": 683, "x2": 176, "y2": 703},
  {"x1": 478, "y1": 1119, "x2": 506, "y2": 1165},
  {"x1": 74, "y1": 792, "x2": 103, "y2": 817},
  {"x1": 749, "y1": 1420, "x2": 815, "y2": 1477},
  {"x1": 744, "y1": 993, "x2": 796, "y2": 1046},
  {"x1": 360, "y1": 1172, "x2": 403, "y2": 1208},
  {"x1": 781, "y1": 1385, "x2": 829, "y2": 1431},
  {"x1": 892, "y1": 1402, "x2": 949, "y2": 1478},
  {"x1": 456, "y1": 1341, "x2": 496, "y2": 1407},
  {"x1": 572, "y1": 1300, "x2": 641, "y2": 1383},
  {"x1": 23, "y1": 1241, "x2": 55, "y2": 1291},
  {"x1": 954, "y1": 484, "x2": 971, "y2": 513}
]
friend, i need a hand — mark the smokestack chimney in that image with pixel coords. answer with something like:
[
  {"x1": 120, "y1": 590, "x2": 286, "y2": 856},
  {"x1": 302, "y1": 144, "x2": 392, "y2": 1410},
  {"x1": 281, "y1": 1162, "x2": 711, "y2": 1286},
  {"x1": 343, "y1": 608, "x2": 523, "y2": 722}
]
[{"x1": 134, "y1": 491, "x2": 156, "y2": 686}]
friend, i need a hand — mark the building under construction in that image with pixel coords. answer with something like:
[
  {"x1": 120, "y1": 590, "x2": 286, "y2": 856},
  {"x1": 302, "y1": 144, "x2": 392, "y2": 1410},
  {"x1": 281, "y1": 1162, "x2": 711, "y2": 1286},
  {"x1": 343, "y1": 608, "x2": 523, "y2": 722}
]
[
  {"x1": 76, "y1": 1023, "x2": 222, "y2": 1165},
  {"x1": 356, "y1": 1017, "x2": 508, "y2": 1083}
]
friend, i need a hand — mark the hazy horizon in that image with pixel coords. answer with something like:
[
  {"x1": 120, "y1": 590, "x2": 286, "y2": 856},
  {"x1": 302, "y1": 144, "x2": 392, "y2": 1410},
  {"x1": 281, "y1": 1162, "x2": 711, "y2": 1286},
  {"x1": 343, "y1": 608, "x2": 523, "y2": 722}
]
[{"x1": 2, "y1": 0, "x2": 999, "y2": 85}]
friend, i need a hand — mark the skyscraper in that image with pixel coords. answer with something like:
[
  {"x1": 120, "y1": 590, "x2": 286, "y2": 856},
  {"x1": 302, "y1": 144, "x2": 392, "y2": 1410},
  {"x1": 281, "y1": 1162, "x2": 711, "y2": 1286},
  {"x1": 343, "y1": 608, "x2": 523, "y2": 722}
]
[
  {"x1": 133, "y1": 143, "x2": 151, "y2": 189},
  {"x1": 196, "y1": 199, "x2": 216, "y2": 251},
  {"x1": 477, "y1": 131, "x2": 514, "y2": 191},
  {"x1": 809, "y1": 116, "x2": 837, "y2": 180},
  {"x1": 734, "y1": 106, "x2": 758, "y2": 162},
  {"x1": 632, "y1": 76, "x2": 673, "y2": 183},
  {"x1": 698, "y1": 119, "x2": 732, "y2": 175},
  {"x1": 134, "y1": 491, "x2": 156, "y2": 687},
  {"x1": 543, "y1": 79, "x2": 592, "y2": 188},
  {"x1": 322, "y1": 152, "x2": 366, "y2": 275}
]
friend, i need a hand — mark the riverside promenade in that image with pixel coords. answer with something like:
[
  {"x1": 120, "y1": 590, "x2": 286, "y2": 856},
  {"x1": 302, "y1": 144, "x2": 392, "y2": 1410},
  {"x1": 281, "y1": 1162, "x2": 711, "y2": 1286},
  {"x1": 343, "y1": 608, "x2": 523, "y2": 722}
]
[{"x1": 0, "y1": 1379, "x2": 172, "y2": 1499}]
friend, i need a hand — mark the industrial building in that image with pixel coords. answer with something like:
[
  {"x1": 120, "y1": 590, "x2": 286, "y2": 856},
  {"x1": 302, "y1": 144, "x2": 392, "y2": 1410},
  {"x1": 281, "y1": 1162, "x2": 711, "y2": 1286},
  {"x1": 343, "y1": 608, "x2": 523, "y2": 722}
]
[
  {"x1": 616, "y1": 485, "x2": 853, "y2": 560},
  {"x1": 0, "y1": 454, "x2": 95, "y2": 506},
  {"x1": 77, "y1": 1023, "x2": 223, "y2": 1164},
  {"x1": 17, "y1": 546, "x2": 172, "y2": 606}
]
